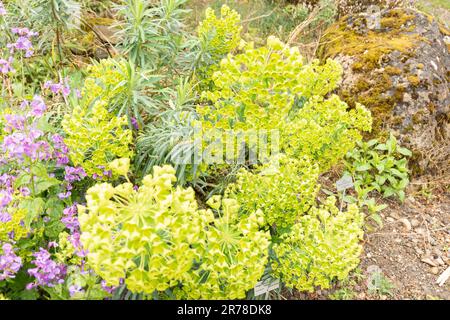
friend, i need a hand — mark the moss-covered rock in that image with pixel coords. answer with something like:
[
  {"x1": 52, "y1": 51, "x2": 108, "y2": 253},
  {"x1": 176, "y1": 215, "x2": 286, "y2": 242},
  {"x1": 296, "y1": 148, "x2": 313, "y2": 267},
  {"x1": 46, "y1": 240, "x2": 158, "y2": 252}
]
[
  {"x1": 335, "y1": 0, "x2": 412, "y2": 17},
  {"x1": 320, "y1": 8, "x2": 449, "y2": 175}
]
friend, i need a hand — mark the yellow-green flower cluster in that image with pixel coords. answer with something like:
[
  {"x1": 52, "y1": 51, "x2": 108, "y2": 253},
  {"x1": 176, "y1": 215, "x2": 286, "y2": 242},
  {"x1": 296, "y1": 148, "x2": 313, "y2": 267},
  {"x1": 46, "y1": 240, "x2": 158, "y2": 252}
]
[
  {"x1": 283, "y1": 95, "x2": 372, "y2": 170},
  {"x1": 198, "y1": 5, "x2": 242, "y2": 60},
  {"x1": 79, "y1": 165, "x2": 270, "y2": 298},
  {"x1": 78, "y1": 165, "x2": 208, "y2": 293},
  {"x1": 55, "y1": 232, "x2": 83, "y2": 265},
  {"x1": 82, "y1": 59, "x2": 127, "y2": 107},
  {"x1": 198, "y1": 36, "x2": 372, "y2": 170},
  {"x1": 272, "y1": 197, "x2": 364, "y2": 292},
  {"x1": 175, "y1": 196, "x2": 270, "y2": 299},
  {"x1": 226, "y1": 154, "x2": 320, "y2": 228},
  {"x1": 0, "y1": 200, "x2": 29, "y2": 242},
  {"x1": 62, "y1": 101, "x2": 133, "y2": 177}
]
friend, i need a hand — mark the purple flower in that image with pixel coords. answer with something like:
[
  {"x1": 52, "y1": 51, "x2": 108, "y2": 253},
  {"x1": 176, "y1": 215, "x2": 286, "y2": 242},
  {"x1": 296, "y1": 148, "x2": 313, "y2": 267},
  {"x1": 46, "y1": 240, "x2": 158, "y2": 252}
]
[
  {"x1": 0, "y1": 189, "x2": 13, "y2": 208},
  {"x1": 44, "y1": 79, "x2": 71, "y2": 97},
  {"x1": 8, "y1": 28, "x2": 37, "y2": 57},
  {"x1": 2, "y1": 128, "x2": 52, "y2": 162},
  {"x1": 52, "y1": 134, "x2": 70, "y2": 166},
  {"x1": 101, "y1": 280, "x2": 116, "y2": 294},
  {"x1": 48, "y1": 241, "x2": 58, "y2": 248},
  {"x1": 57, "y1": 191, "x2": 71, "y2": 200},
  {"x1": 0, "y1": 211, "x2": 12, "y2": 223},
  {"x1": 0, "y1": 243, "x2": 22, "y2": 280},
  {"x1": 69, "y1": 284, "x2": 84, "y2": 297},
  {"x1": 0, "y1": 174, "x2": 15, "y2": 188},
  {"x1": 27, "y1": 248, "x2": 66, "y2": 289},
  {"x1": 68, "y1": 232, "x2": 86, "y2": 257},
  {"x1": 64, "y1": 166, "x2": 86, "y2": 183},
  {"x1": 61, "y1": 204, "x2": 79, "y2": 233},
  {"x1": 30, "y1": 95, "x2": 46, "y2": 117},
  {"x1": 19, "y1": 187, "x2": 30, "y2": 196},
  {"x1": 4, "y1": 114, "x2": 26, "y2": 132},
  {"x1": 0, "y1": 2, "x2": 7, "y2": 16},
  {"x1": 0, "y1": 57, "x2": 14, "y2": 74},
  {"x1": 131, "y1": 117, "x2": 139, "y2": 130}
]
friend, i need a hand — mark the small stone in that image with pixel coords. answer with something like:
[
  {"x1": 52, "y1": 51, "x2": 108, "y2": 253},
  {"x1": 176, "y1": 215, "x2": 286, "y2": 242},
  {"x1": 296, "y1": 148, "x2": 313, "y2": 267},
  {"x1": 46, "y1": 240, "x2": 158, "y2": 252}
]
[
  {"x1": 406, "y1": 196, "x2": 416, "y2": 204},
  {"x1": 367, "y1": 253, "x2": 372, "y2": 258},
  {"x1": 390, "y1": 212, "x2": 401, "y2": 220},
  {"x1": 421, "y1": 257, "x2": 438, "y2": 267},
  {"x1": 399, "y1": 218, "x2": 412, "y2": 231},
  {"x1": 415, "y1": 227, "x2": 426, "y2": 235},
  {"x1": 436, "y1": 257, "x2": 445, "y2": 266},
  {"x1": 386, "y1": 217, "x2": 395, "y2": 223},
  {"x1": 411, "y1": 219, "x2": 420, "y2": 228},
  {"x1": 430, "y1": 267, "x2": 439, "y2": 275}
]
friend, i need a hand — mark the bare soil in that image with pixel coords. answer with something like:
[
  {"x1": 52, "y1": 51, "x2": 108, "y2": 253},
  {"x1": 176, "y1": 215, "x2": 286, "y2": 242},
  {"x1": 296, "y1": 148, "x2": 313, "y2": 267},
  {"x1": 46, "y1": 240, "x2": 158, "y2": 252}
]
[{"x1": 286, "y1": 176, "x2": 450, "y2": 300}]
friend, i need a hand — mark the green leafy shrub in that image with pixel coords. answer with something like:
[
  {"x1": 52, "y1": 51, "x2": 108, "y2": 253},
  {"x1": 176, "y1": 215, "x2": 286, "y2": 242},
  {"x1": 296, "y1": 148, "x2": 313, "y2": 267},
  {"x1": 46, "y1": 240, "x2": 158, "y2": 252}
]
[
  {"x1": 225, "y1": 154, "x2": 320, "y2": 229},
  {"x1": 62, "y1": 101, "x2": 133, "y2": 178},
  {"x1": 198, "y1": 36, "x2": 372, "y2": 171},
  {"x1": 193, "y1": 4, "x2": 242, "y2": 87},
  {"x1": 82, "y1": 58, "x2": 167, "y2": 127},
  {"x1": 78, "y1": 165, "x2": 270, "y2": 298},
  {"x1": 197, "y1": 4, "x2": 242, "y2": 61},
  {"x1": 272, "y1": 196, "x2": 364, "y2": 292},
  {"x1": 175, "y1": 195, "x2": 270, "y2": 299},
  {"x1": 78, "y1": 165, "x2": 207, "y2": 293},
  {"x1": 116, "y1": 0, "x2": 189, "y2": 69},
  {"x1": 344, "y1": 134, "x2": 411, "y2": 202}
]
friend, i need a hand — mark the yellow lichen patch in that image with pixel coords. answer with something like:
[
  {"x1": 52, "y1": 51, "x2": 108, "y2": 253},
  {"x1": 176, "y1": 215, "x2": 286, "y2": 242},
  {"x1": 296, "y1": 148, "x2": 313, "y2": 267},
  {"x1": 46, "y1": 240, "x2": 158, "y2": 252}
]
[
  {"x1": 385, "y1": 66, "x2": 403, "y2": 76},
  {"x1": 322, "y1": 21, "x2": 418, "y2": 72},
  {"x1": 408, "y1": 75, "x2": 420, "y2": 86},
  {"x1": 381, "y1": 9, "x2": 415, "y2": 29},
  {"x1": 439, "y1": 25, "x2": 450, "y2": 36}
]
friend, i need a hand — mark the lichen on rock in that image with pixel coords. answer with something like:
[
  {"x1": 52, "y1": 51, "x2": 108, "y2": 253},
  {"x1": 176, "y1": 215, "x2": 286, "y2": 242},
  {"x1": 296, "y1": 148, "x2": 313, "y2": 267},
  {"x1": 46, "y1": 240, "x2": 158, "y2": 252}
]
[{"x1": 320, "y1": 8, "x2": 449, "y2": 175}]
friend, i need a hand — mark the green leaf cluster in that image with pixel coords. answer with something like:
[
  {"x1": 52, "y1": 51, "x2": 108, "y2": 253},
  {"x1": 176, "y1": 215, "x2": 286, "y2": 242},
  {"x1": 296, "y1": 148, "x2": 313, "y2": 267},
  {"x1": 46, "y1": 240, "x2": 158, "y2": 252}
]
[{"x1": 344, "y1": 134, "x2": 411, "y2": 202}]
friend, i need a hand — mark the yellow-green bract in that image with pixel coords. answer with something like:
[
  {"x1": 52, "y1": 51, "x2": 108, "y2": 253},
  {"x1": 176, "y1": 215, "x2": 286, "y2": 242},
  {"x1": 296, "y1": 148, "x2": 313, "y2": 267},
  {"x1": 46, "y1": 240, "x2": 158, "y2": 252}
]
[
  {"x1": 198, "y1": 36, "x2": 372, "y2": 171},
  {"x1": 272, "y1": 196, "x2": 364, "y2": 292},
  {"x1": 62, "y1": 101, "x2": 133, "y2": 178},
  {"x1": 197, "y1": 5, "x2": 242, "y2": 60},
  {"x1": 78, "y1": 165, "x2": 270, "y2": 298},
  {"x1": 225, "y1": 154, "x2": 320, "y2": 228}
]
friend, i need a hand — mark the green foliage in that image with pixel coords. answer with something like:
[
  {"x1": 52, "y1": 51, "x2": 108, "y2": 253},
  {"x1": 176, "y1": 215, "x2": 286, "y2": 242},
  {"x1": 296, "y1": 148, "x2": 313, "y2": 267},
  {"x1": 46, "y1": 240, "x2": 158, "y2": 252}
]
[
  {"x1": 329, "y1": 287, "x2": 356, "y2": 300},
  {"x1": 344, "y1": 134, "x2": 411, "y2": 202},
  {"x1": 197, "y1": 5, "x2": 242, "y2": 60},
  {"x1": 116, "y1": 0, "x2": 190, "y2": 70},
  {"x1": 367, "y1": 270, "x2": 395, "y2": 297},
  {"x1": 78, "y1": 165, "x2": 207, "y2": 292},
  {"x1": 226, "y1": 154, "x2": 320, "y2": 229},
  {"x1": 193, "y1": 4, "x2": 242, "y2": 87},
  {"x1": 9, "y1": 0, "x2": 81, "y2": 60},
  {"x1": 82, "y1": 58, "x2": 168, "y2": 127},
  {"x1": 272, "y1": 196, "x2": 364, "y2": 292},
  {"x1": 135, "y1": 109, "x2": 205, "y2": 185}
]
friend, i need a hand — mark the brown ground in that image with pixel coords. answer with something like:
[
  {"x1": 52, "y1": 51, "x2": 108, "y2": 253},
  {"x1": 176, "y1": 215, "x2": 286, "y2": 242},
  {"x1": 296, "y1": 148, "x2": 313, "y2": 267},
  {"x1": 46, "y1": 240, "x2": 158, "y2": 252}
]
[
  {"x1": 358, "y1": 189, "x2": 450, "y2": 299},
  {"x1": 285, "y1": 175, "x2": 450, "y2": 300}
]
